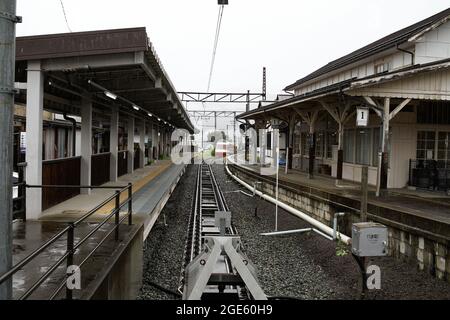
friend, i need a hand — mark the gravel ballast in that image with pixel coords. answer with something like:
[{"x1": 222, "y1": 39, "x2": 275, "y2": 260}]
[
  {"x1": 139, "y1": 164, "x2": 450, "y2": 300},
  {"x1": 138, "y1": 165, "x2": 196, "y2": 300}
]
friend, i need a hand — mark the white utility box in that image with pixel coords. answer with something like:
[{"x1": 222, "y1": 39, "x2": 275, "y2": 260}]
[{"x1": 351, "y1": 222, "x2": 388, "y2": 257}]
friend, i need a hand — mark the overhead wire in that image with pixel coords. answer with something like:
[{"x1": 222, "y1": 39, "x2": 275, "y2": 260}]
[
  {"x1": 59, "y1": 0, "x2": 72, "y2": 32},
  {"x1": 203, "y1": 4, "x2": 226, "y2": 112},
  {"x1": 207, "y1": 4, "x2": 225, "y2": 93}
]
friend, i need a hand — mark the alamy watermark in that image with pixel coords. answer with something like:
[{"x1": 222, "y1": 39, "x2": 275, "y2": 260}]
[
  {"x1": 170, "y1": 127, "x2": 280, "y2": 176},
  {"x1": 66, "y1": 265, "x2": 81, "y2": 291},
  {"x1": 366, "y1": 264, "x2": 381, "y2": 290}
]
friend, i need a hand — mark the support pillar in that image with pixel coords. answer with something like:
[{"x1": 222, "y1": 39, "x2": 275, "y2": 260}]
[
  {"x1": 244, "y1": 137, "x2": 249, "y2": 163},
  {"x1": 190, "y1": 134, "x2": 195, "y2": 164},
  {"x1": 80, "y1": 97, "x2": 92, "y2": 194},
  {"x1": 337, "y1": 123, "x2": 344, "y2": 180},
  {"x1": 249, "y1": 128, "x2": 257, "y2": 165},
  {"x1": 139, "y1": 121, "x2": 145, "y2": 168},
  {"x1": 308, "y1": 130, "x2": 316, "y2": 179},
  {"x1": 380, "y1": 98, "x2": 390, "y2": 194},
  {"x1": 109, "y1": 106, "x2": 119, "y2": 182},
  {"x1": 152, "y1": 123, "x2": 157, "y2": 161},
  {"x1": 272, "y1": 129, "x2": 279, "y2": 169},
  {"x1": 127, "y1": 116, "x2": 134, "y2": 174},
  {"x1": 260, "y1": 128, "x2": 267, "y2": 167},
  {"x1": 25, "y1": 60, "x2": 44, "y2": 218},
  {"x1": 287, "y1": 120, "x2": 295, "y2": 171}
]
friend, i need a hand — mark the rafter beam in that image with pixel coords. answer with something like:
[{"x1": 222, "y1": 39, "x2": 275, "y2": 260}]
[{"x1": 389, "y1": 98, "x2": 412, "y2": 121}]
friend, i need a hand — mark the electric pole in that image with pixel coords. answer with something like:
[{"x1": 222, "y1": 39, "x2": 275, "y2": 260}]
[{"x1": 0, "y1": 0, "x2": 19, "y2": 300}]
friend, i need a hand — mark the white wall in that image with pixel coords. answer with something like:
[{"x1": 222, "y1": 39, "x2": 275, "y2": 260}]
[{"x1": 415, "y1": 20, "x2": 450, "y2": 64}]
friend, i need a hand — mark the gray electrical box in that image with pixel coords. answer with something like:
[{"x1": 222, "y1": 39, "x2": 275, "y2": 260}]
[{"x1": 352, "y1": 222, "x2": 388, "y2": 257}]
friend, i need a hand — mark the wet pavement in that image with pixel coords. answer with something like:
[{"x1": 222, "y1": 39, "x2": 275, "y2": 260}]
[{"x1": 11, "y1": 220, "x2": 139, "y2": 300}]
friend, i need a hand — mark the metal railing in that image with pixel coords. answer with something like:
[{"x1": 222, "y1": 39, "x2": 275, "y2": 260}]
[
  {"x1": 409, "y1": 159, "x2": 450, "y2": 190},
  {"x1": 0, "y1": 183, "x2": 133, "y2": 300}
]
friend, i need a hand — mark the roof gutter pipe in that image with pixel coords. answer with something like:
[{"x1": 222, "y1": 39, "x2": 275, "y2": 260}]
[{"x1": 396, "y1": 44, "x2": 415, "y2": 66}]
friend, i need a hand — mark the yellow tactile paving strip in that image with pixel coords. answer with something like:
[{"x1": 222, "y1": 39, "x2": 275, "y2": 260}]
[{"x1": 97, "y1": 162, "x2": 172, "y2": 214}]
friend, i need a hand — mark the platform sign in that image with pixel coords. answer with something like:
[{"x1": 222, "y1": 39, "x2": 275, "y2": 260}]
[{"x1": 357, "y1": 107, "x2": 370, "y2": 127}]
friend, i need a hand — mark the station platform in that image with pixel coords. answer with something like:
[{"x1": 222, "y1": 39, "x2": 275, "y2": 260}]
[
  {"x1": 10, "y1": 160, "x2": 187, "y2": 299},
  {"x1": 229, "y1": 161, "x2": 450, "y2": 226},
  {"x1": 39, "y1": 160, "x2": 173, "y2": 221}
]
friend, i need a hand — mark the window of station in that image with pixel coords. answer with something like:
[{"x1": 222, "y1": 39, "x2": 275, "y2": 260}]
[
  {"x1": 437, "y1": 132, "x2": 450, "y2": 167},
  {"x1": 301, "y1": 132, "x2": 308, "y2": 155},
  {"x1": 293, "y1": 130, "x2": 301, "y2": 155},
  {"x1": 344, "y1": 129, "x2": 355, "y2": 163},
  {"x1": 355, "y1": 129, "x2": 372, "y2": 165},
  {"x1": 344, "y1": 127, "x2": 380, "y2": 167},
  {"x1": 315, "y1": 132, "x2": 325, "y2": 158},
  {"x1": 416, "y1": 131, "x2": 436, "y2": 160},
  {"x1": 374, "y1": 60, "x2": 391, "y2": 74},
  {"x1": 326, "y1": 131, "x2": 337, "y2": 159},
  {"x1": 417, "y1": 131, "x2": 450, "y2": 168}
]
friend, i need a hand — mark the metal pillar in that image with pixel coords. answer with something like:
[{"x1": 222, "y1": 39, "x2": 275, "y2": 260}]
[
  {"x1": 139, "y1": 121, "x2": 145, "y2": 167},
  {"x1": 25, "y1": 60, "x2": 44, "y2": 219},
  {"x1": 109, "y1": 106, "x2": 119, "y2": 182},
  {"x1": 80, "y1": 98, "x2": 92, "y2": 194},
  {"x1": 0, "y1": 0, "x2": 17, "y2": 299},
  {"x1": 127, "y1": 116, "x2": 134, "y2": 174},
  {"x1": 152, "y1": 123, "x2": 157, "y2": 161}
]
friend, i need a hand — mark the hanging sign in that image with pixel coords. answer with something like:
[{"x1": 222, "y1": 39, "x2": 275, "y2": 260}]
[{"x1": 356, "y1": 107, "x2": 370, "y2": 127}]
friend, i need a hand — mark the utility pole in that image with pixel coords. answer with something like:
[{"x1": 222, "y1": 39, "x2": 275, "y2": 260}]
[
  {"x1": 233, "y1": 112, "x2": 237, "y2": 162},
  {"x1": 0, "y1": 0, "x2": 19, "y2": 300}
]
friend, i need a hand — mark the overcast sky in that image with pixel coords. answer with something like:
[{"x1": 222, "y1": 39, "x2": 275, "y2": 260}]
[{"x1": 16, "y1": 0, "x2": 450, "y2": 132}]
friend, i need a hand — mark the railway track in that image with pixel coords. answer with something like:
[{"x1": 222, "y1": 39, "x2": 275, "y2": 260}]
[{"x1": 178, "y1": 163, "x2": 265, "y2": 300}]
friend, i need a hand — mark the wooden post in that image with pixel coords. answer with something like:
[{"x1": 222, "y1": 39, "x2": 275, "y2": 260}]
[
  {"x1": 361, "y1": 166, "x2": 368, "y2": 222},
  {"x1": 337, "y1": 123, "x2": 344, "y2": 180},
  {"x1": 308, "y1": 129, "x2": 316, "y2": 179},
  {"x1": 287, "y1": 118, "x2": 294, "y2": 171},
  {"x1": 380, "y1": 98, "x2": 390, "y2": 195}
]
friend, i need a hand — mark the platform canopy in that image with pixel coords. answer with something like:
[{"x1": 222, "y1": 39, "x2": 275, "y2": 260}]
[{"x1": 14, "y1": 27, "x2": 195, "y2": 133}]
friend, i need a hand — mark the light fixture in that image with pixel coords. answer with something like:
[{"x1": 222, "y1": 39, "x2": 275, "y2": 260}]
[
  {"x1": 148, "y1": 113, "x2": 152, "y2": 117},
  {"x1": 157, "y1": 118, "x2": 161, "y2": 122},
  {"x1": 104, "y1": 91, "x2": 117, "y2": 100},
  {"x1": 132, "y1": 105, "x2": 139, "y2": 111}
]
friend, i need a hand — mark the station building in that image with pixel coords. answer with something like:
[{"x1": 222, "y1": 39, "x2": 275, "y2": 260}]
[
  {"x1": 13, "y1": 28, "x2": 195, "y2": 220},
  {"x1": 240, "y1": 8, "x2": 450, "y2": 193}
]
